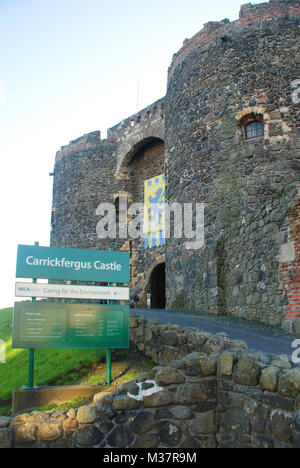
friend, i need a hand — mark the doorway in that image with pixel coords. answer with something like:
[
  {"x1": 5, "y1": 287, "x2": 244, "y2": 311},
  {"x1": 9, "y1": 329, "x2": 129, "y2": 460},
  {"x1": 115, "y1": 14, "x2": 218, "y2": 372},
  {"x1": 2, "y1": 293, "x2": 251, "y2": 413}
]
[{"x1": 150, "y1": 263, "x2": 166, "y2": 309}]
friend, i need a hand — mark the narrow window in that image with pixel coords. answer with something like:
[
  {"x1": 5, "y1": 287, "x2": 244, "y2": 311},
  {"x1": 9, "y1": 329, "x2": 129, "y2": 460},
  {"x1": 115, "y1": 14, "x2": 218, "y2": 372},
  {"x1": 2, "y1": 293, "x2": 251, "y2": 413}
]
[{"x1": 245, "y1": 120, "x2": 264, "y2": 140}]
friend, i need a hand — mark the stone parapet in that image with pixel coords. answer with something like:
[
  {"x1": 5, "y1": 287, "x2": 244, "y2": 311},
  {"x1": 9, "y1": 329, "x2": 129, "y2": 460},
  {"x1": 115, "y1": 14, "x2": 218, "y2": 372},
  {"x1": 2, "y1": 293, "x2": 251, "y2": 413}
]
[
  {"x1": 168, "y1": 0, "x2": 300, "y2": 80},
  {"x1": 55, "y1": 131, "x2": 103, "y2": 163},
  {"x1": 3, "y1": 315, "x2": 300, "y2": 448}
]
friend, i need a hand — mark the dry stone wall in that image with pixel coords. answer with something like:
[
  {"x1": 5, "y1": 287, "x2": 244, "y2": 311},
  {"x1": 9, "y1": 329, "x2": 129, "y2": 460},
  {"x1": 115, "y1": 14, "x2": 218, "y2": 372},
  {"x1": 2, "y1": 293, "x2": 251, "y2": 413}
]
[{"x1": 2, "y1": 314, "x2": 300, "y2": 448}]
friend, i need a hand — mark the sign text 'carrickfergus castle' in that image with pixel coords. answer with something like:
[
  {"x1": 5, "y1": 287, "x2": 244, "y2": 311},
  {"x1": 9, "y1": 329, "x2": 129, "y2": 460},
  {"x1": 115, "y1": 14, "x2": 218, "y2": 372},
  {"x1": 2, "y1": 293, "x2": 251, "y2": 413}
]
[{"x1": 50, "y1": 0, "x2": 300, "y2": 333}]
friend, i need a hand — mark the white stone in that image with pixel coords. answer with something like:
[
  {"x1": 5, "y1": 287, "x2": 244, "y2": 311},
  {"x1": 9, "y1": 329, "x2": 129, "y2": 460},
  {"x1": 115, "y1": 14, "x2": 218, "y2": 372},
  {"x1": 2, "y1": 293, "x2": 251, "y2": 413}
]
[{"x1": 277, "y1": 242, "x2": 295, "y2": 263}]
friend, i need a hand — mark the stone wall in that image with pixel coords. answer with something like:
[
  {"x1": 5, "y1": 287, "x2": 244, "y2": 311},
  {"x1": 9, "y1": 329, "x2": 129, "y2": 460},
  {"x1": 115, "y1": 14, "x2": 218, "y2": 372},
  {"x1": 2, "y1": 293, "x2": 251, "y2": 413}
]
[
  {"x1": 51, "y1": 131, "x2": 118, "y2": 250},
  {"x1": 165, "y1": 8, "x2": 300, "y2": 327},
  {"x1": 108, "y1": 98, "x2": 165, "y2": 180},
  {"x1": 168, "y1": 0, "x2": 300, "y2": 79},
  {"x1": 50, "y1": 0, "x2": 300, "y2": 326},
  {"x1": 50, "y1": 102, "x2": 166, "y2": 307},
  {"x1": 2, "y1": 315, "x2": 299, "y2": 448}
]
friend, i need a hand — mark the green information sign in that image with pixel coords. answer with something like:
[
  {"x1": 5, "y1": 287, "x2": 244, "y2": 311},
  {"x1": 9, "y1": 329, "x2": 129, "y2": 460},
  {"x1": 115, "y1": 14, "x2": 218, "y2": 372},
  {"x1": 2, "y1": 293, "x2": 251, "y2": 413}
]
[
  {"x1": 16, "y1": 244, "x2": 130, "y2": 283},
  {"x1": 12, "y1": 302, "x2": 129, "y2": 350}
]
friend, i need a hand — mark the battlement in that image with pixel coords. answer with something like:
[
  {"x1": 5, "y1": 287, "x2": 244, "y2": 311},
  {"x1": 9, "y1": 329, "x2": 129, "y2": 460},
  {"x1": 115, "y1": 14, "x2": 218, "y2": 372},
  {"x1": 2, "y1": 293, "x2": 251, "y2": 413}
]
[
  {"x1": 107, "y1": 98, "x2": 165, "y2": 143},
  {"x1": 239, "y1": 0, "x2": 300, "y2": 21},
  {"x1": 55, "y1": 98, "x2": 165, "y2": 164},
  {"x1": 55, "y1": 130, "x2": 109, "y2": 162},
  {"x1": 168, "y1": 0, "x2": 300, "y2": 80}
]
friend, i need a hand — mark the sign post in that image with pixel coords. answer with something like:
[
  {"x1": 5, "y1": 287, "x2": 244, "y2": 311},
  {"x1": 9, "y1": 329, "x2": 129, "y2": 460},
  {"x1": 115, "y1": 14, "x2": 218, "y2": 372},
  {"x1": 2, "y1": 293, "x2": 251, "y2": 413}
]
[
  {"x1": 14, "y1": 243, "x2": 130, "y2": 390},
  {"x1": 15, "y1": 282, "x2": 129, "y2": 301},
  {"x1": 28, "y1": 347, "x2": 35, "y2": 389},
  {"x1": 106, "y1": 247, "x2": 114, "y2": 385},
  {"x1": 28, "y1": 241, "x2": 39, "y2": 389},
  {"x1": 13, "y1": 303, "x2": 129, "y2": 349},
  {"x1": 16, "y1": 244, "x2": 130, "y2": 283},
  {"x1": 106, "y1": 349, "x2": 112, "y2": 385}
]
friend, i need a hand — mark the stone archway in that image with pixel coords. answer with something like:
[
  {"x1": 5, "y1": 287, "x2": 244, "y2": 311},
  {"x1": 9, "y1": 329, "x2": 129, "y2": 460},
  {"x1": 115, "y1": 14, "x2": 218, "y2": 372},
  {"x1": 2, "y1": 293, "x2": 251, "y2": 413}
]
[
  {"x1": 116, "y1": 136, "x2": 165, "y2": 181},
  {"x1": 149, "y1": 262, "x2": 166, "y2": 309}
]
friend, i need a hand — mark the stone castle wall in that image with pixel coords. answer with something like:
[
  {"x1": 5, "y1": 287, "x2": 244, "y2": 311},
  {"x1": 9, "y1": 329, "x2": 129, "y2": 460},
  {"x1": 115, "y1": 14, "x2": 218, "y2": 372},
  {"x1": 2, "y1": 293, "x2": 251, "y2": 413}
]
[
  {"x1": 51, "y1": 131, "x2": 117, "y2": 249},
  {"x1": 50, "y1": 100, "x2": 166, "y2": 305},
  {"x1": 165, "y1": 5, "x2": 300, "y2": 328},
  {"x1": 280, "y1": 188, "x2": 300, "y2": 329},
  {"x1": 50, "y1": 0, "x2": 300, "y2": 328},
  {"x1": 168, "y1": 0, "x2": 300, "y2": 79},
  {"x1": 2, "y1": 314, "x2": 300, "y2": 448}
]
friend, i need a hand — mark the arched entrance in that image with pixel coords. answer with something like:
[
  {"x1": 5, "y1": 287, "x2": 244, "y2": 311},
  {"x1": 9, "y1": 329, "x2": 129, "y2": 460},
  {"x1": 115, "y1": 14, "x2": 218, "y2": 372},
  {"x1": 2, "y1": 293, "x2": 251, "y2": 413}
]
[{"x1": 150, "y1": 263, "x2": 166, "y2": 309}]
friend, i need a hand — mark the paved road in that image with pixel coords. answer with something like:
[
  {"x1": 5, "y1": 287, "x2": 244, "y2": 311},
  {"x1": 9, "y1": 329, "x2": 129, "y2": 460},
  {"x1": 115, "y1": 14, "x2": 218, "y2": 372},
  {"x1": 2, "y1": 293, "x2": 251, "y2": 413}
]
[{"x1": 132, "y1": 308, "x2": 297, "y2": 358}]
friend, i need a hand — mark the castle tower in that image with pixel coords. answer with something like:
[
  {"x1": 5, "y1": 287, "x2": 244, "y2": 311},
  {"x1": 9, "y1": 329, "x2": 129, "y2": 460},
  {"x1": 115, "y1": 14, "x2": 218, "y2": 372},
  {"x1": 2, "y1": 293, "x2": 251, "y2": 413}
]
[
  {"x1": 165, "y1": 0, "x2": 300, "y2": 328},
  {"x1": 51, "y1": 0, "x2": 300, "y2": 329}
]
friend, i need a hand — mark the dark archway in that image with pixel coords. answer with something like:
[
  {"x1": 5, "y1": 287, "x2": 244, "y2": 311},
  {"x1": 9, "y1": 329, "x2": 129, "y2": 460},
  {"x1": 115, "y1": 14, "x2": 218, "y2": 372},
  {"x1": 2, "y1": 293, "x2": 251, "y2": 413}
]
[{"x1": 150, "y1": 263, "x2": 166, "y2": 309}]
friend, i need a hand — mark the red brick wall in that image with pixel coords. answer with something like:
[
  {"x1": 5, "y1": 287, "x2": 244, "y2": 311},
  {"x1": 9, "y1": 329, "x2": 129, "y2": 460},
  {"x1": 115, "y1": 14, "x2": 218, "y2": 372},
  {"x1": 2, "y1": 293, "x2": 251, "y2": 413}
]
[{"x1": 281, "y1": 188, "x2": 300, "y2": 320}]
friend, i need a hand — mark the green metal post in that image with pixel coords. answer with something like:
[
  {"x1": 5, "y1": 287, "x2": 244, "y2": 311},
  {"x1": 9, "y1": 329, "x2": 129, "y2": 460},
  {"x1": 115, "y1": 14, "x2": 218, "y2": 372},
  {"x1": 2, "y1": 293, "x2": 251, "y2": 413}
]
[
  {"x1": 106, "y1": 248, "x2": 114, "y2": 385},
  {"x1": 28, "y1": 242, "x2": 39, "y2": 389},
  {"x1": 106, "y1": 348, "x2": 111, "y2": 385},
  {"x1": 28, "y1": 349, "x2": 35, "y2": 389}
]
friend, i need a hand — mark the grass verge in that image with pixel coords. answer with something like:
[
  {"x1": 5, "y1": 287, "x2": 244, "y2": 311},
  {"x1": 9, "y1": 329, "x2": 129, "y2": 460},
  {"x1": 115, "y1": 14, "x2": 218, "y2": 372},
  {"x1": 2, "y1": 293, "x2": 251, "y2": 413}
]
[
  {"x1": 0, "y1": 307, "x2": 154, "y2": 415},
  {"x1": 0, "y1": 308, "x2": 104, "y2": 407}
]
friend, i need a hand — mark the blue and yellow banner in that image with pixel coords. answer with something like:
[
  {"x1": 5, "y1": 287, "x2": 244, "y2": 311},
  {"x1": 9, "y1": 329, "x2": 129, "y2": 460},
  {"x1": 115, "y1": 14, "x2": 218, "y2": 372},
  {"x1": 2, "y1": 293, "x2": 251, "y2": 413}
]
[{"x1": 144, "y1": 174, "x2": 165, "y2": 249}]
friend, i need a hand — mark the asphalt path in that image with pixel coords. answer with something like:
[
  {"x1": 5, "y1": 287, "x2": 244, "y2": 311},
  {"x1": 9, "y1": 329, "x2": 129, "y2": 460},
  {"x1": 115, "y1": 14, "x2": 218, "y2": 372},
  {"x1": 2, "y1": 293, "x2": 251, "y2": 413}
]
[{"x1": 132, "y1": 308, "x2": 297, "y2": 358}]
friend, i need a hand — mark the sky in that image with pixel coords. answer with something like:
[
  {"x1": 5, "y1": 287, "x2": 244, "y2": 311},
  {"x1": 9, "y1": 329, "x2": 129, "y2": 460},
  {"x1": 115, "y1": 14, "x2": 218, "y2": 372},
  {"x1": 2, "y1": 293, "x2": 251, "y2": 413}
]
[{"x1": 0, "y1": 0, "x2": 264, "y2": 309}]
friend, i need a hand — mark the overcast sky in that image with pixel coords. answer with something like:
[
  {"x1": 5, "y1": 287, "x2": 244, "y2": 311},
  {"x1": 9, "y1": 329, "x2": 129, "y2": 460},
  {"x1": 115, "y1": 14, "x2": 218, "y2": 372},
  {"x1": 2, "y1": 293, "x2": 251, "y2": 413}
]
[{"x1": 0, "y1": 0, "x2": 264, "y2": 308}]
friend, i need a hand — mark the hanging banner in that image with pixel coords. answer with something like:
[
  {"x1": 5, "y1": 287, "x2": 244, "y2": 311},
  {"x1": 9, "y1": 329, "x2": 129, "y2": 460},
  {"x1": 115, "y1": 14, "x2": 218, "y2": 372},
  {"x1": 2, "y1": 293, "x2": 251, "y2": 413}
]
[{"x1": 143, "y1": 174, "x2": 165, "y2": 249}]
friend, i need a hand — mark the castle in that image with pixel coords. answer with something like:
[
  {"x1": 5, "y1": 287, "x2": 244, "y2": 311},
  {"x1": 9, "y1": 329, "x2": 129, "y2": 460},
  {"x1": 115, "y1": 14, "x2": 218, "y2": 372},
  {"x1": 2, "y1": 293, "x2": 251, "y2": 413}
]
[{"x1": 51, "y1": 0, "x2": 300, "y2": 332}]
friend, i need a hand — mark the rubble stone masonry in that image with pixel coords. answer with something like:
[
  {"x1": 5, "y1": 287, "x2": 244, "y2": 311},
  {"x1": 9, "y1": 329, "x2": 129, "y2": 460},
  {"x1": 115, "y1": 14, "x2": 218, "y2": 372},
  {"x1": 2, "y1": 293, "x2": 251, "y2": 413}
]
[
  {"x1": 2, "y1": 315, "x2": 300, "y2": 448},
  {"x1": 50, "y1": 0, "x2": 300, "y2": 329}
]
